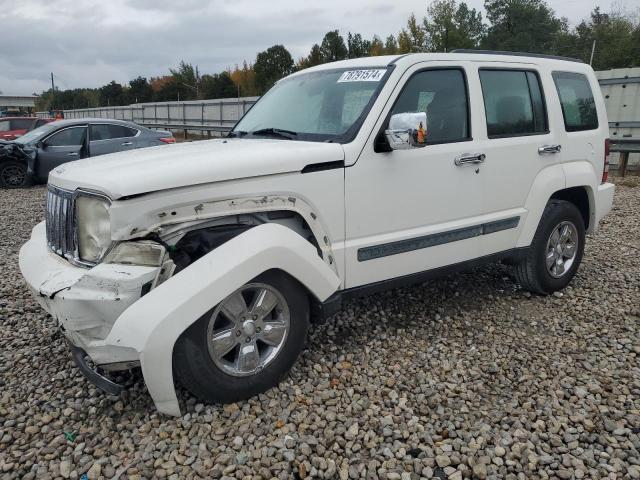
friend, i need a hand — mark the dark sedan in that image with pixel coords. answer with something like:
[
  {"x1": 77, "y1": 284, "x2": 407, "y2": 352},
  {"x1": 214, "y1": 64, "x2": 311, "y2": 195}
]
[{"x1": 0, "y1": 118, "x2": 175, "y2": 187}]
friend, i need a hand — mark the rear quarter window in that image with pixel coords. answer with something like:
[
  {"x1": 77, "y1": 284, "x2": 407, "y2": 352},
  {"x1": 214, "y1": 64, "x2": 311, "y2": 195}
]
[{"x1": 552, "y1": 72, "x2": 598, "y2": 132}]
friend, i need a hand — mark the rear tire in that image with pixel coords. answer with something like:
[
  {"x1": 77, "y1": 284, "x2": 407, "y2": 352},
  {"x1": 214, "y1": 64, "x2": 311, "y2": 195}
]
[
  {"x1": 514, "y1": 200, "x2": 585, "y2": 294},
  {"x1": 0, "y1": 161, "x2": 31, "y2": 188},
  {"x1": 173, "y1": 271, "x2": 309, "y2": 404}
]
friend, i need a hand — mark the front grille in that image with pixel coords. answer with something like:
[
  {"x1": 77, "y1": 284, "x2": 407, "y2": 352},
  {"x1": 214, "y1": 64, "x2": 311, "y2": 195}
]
[{"x1": 46, "y1": 185, "x2": 76, "y2": 259}]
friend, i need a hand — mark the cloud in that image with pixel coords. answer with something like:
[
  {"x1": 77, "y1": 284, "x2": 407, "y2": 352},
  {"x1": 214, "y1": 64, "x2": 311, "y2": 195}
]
[{"x1": 0, "y1": 0, "x2": 637, "y2": 95}]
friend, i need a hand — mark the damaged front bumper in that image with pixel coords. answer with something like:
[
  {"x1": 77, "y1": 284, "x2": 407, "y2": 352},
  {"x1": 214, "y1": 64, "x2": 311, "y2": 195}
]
[{"x1": 19, "y1": 222, "x2": 159, "y2": 367}]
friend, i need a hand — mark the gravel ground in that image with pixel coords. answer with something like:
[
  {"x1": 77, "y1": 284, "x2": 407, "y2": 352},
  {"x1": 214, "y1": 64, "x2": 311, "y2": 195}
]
[{"x1": 1, "y1": 178, "x2": 639, "y2": 480}]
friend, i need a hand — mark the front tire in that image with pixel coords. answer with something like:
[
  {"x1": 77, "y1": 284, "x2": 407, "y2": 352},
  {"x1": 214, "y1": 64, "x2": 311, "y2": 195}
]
[
  {"x1": 173, "y1": 271, "x2": 310, "y2": 404},
  {"x1": 514, "y1": 200, "x2": 585, "y2": 294},
  {"x1": 0, "y1": 161, "x2": 31, "y2": 188}
]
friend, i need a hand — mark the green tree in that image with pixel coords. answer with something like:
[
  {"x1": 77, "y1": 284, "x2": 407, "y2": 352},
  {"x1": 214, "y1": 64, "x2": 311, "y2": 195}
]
[
  {"x1": 200, "y1": 72, "x2": 237, "y2": 99},
  {"x1": 298, "y1": 44, "x2": 324, "y2": 69},
  {"x1": 397, "y1": 14, "x2": 427, "y2": 53},
  {"x1": 424, "y1": 0, "x2": 485, "y2": 51},
  {"x1": 254, "y1": 45, "x2": 294, "y2": 93},
  {"x1": 347, "y1": 32, "x2": 371, "y2": 58},
  {"x1": 482, "y1": 0, "x2": 564, "y2": 53},
  {"x1": 320, "y1": 30, "x2": 348, "y2": 62},
  {"x1": 384, "y1": 35, "x2": 398, "y2": 54},
  {"x1": 369, "y1": 35, "x2": 385, "y2": 56},
  {"x1": 169, "y1": 61, "x2": 200, "y2": 100},
  {"x1": 99, "y1": 81, "x2": 127, "y2": 106},
  {"x1": 567, "y1": 8, "x2": 640, "y2": 68},
  {"x1": 129, "y1": 76, "x2": 153, "y2": 103}
]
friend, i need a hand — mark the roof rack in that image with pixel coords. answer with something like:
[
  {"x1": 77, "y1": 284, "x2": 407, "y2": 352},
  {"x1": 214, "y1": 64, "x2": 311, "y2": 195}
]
[{"x1": 450, "y1": 49, "x2": 584, "y2": 64}]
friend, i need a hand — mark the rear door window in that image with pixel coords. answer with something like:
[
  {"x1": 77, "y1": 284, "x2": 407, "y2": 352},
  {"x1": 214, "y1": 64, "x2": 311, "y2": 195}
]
[
  {"x1": 91, "y1": 124, "x2": 138, "y2": 141},
  {"x1": 479, "y1": 69, "x2": 548, "y2": 138},
  {"x1": 552, "y1": 72, "x2": 598, "y2": 131}
]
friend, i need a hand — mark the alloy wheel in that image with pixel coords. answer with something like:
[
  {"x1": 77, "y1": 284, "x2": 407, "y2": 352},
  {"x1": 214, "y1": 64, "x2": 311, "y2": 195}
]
[
  {"x1": 206, "y1": 283, "x2": 290, "y2": 377},
  {"x1": 545, "y1": 221, "x2": 579, "y2": 278}
]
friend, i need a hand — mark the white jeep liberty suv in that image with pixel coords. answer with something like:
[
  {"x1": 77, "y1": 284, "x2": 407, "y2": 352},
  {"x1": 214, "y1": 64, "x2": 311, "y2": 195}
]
[{"x1": 20, "y1": 51, "x2": 615, "y2": 416}]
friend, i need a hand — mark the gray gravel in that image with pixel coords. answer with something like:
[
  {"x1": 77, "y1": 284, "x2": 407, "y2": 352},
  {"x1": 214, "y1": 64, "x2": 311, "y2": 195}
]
[{"x1": 1, "y1": 178, "x2": 639, "y2": 480}]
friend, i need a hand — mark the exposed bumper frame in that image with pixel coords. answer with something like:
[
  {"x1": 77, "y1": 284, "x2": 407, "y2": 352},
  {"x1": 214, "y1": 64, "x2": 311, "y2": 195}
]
[{"x1": 70, "y1": 345, "x2": 124, "y2": 396}]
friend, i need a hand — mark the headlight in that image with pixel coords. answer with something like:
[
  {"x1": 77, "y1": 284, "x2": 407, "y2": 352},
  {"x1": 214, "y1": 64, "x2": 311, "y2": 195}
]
[
  {"x1": 104, "y1": 241, "x2": 166, "y2": 267},
  {"x1": 75, "y1": 194, "x2": 111, "y2": 263}
]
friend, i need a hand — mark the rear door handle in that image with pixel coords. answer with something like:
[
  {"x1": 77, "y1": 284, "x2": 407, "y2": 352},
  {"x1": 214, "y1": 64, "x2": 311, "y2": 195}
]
[
  {"x1": 455, "y1": 153, "x2": 486, "y2": 166},
  {"x1": 121, "y1": 141, "x2": 133, "y2": 146},
  {"x1": 538, "y1": 144, "x2": 561, "y2": 155},
  {"x1": 67, "y1": 152, "x2": 79, "y2": 157}
]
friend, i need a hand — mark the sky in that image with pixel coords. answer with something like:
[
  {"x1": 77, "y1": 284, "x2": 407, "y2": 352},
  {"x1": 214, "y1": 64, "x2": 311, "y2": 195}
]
[{"x1": 1, "y1": 0, "x2": 639, "y2": 96}]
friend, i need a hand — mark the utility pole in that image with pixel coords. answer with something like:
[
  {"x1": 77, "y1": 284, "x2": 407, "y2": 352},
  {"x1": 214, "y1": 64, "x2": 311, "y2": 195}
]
[
  {"x1": 589, "y1": 40, "x2": 596, "y2": 66},
  {"x1": 51, "y1": 72, "x2": 56, "y2": 111}
]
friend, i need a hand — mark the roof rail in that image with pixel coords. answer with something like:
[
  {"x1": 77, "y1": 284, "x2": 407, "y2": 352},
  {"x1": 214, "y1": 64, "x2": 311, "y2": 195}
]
[{"x1": 450, "y1": 49, "x2": 584, "y2": 64}]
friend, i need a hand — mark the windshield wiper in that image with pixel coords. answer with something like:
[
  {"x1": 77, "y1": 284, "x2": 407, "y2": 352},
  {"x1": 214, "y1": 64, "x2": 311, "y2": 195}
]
[
  {"x1": 227, "y1": 130, "x2": 248, "y2": 138},
  {"x1": 250, "y1": 128, "x2": 298, "y2": 140}
]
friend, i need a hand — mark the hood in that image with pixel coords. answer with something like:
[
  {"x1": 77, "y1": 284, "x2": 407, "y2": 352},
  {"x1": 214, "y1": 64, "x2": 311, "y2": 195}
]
[{"x1": 48, "y1": 138, "x2": 345, "y2": 199}]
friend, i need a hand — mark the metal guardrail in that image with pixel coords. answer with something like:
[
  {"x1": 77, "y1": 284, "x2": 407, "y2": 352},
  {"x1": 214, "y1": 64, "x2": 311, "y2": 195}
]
[
  {"x1": 610, "y1": 138, "x2": 640, "y2": 176},
  {"x1": 38, "y1": 97, "x2": 258, "y2": 137}
]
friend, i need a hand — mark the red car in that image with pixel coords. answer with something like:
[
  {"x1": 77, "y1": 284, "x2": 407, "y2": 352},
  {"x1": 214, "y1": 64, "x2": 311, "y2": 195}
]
[{"x1": 0, "y1": 117, "x2": 55, "y2": 141}]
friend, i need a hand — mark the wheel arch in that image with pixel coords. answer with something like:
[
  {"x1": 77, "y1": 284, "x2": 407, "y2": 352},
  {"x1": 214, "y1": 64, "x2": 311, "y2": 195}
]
[
  {"x1": 550, "y1": 186, "x2": 593, "y2": 231},
  {"x1": 517, "y1": 163, "x2": 598, "y2": 247},
  {"x1": 104, "y1": 222, "x2": 341, "y2": 416}
]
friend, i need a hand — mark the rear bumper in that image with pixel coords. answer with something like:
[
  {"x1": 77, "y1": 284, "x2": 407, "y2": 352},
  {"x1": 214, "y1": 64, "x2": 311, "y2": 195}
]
[
  {"x1": 19, "y1": 221, "x2": 159, "y2": 365},
  {"x1": 593, "y1": 182, "x2": 615, "y2": 231}
]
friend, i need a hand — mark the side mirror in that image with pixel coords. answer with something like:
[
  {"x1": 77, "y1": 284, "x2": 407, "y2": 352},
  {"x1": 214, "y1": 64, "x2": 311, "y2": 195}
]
[
  {"x1": 384, "y1": 112, "x2": 427, "y2": 150},
  {"x1": 36, "y1": 141, "x2": 45, "y2": 149}
]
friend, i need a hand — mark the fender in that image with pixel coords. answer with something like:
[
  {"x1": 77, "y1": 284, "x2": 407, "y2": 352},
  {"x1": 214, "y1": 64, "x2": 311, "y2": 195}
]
[
  {"x1": 104, "y1": 223, "x2": 341, "y2": 416},
  {"x1": 562, "y1": 161, "x2": 597, "y2": 233},
  {"x1": 516, "y1": 164, "x2": 565, "y2": 248}
]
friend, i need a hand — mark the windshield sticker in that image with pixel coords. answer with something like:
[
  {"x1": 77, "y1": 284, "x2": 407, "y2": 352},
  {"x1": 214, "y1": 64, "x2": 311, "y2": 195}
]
[{"x1": 337, "y1": 69, "x2": 386, "y2": 83}]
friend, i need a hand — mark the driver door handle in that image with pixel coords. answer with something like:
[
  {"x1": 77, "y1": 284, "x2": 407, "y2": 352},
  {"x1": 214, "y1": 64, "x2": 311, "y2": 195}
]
[
  {"x1": 455, "y1": 153, "x2": 486, "y2": 166},
  {"x1": 538, "y1": 144, "x2": 561, "y2": 155},
  {"x1": 121, "y1": 141, "x2": 133, "y2": 146}
]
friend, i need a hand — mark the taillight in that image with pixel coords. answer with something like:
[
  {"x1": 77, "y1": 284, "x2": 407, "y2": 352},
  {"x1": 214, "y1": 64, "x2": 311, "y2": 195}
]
[
  {"x1": 602, "y1": 138, "x2": 610, "y2": 183},
  {"x1": 159, "y1": 137, "x2": 175, "y2": 144}
]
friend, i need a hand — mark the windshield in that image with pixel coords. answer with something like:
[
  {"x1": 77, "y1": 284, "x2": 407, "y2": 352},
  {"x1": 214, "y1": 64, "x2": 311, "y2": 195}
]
[
  {"x1": 233, "y1": 67, "x2": 390, "y2": 143},
  {"x1": 14, "y1": 122, "x2": 57, "y2": 144}
]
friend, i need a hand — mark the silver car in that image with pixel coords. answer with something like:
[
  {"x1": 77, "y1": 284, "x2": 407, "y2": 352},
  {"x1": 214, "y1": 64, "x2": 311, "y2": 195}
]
[{"x1": 0, "y1": 118, "x2": 175, "y2": 187}]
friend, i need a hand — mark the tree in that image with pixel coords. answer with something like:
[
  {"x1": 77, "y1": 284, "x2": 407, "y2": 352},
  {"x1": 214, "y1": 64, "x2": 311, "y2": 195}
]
[
  {"x1": 99, "y1": 81, "x2": 127, "y2": 106},
  {"x1": 424, "y1": 0, "x2": 485, "y2": 52},
  {"x1": 482, "y1": 0, "x2": 564, "y2": 53},
  {"x1": 168, "y1": 60, "x2": 200, "y2": 100},
  {"x1": 320, "y1": 30, "x2": 348, "y2": 62},
  {"x1": 397, "y1": 14, "x2": 427, "y2": 53},
  {"x1": 129, "y1": 76, "x2": 153, "y2": 103},
  {"x1": 298, "y1": 44, "x2": 324, "y2": 69},
  {"x1": 348, "y1": 32, "x2": 371, "y2": 58},
  {"x1": 384, "y1": 35, "x2": 399, "y2": 54},
  {"x1": 254, "y1": 45, "x2": 294, "y2": 93},
  {"x1": 200, "y1": 72, "x2": 237, "y2": 99},
  {"x1": 229, "y1": 61, "x2": 259, "y2": 96},
  {"x1": 566, "y1": 8, "x2": 640, "y2": 68},
  {"x1": 369, "y1": 35, "x2": 385, "y2": 56}
]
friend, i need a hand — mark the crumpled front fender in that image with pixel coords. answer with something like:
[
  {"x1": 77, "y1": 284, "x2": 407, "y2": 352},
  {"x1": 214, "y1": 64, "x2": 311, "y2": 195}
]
[{"x1": 105, "y1": 222, "x2": 341, "y2": 416}]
